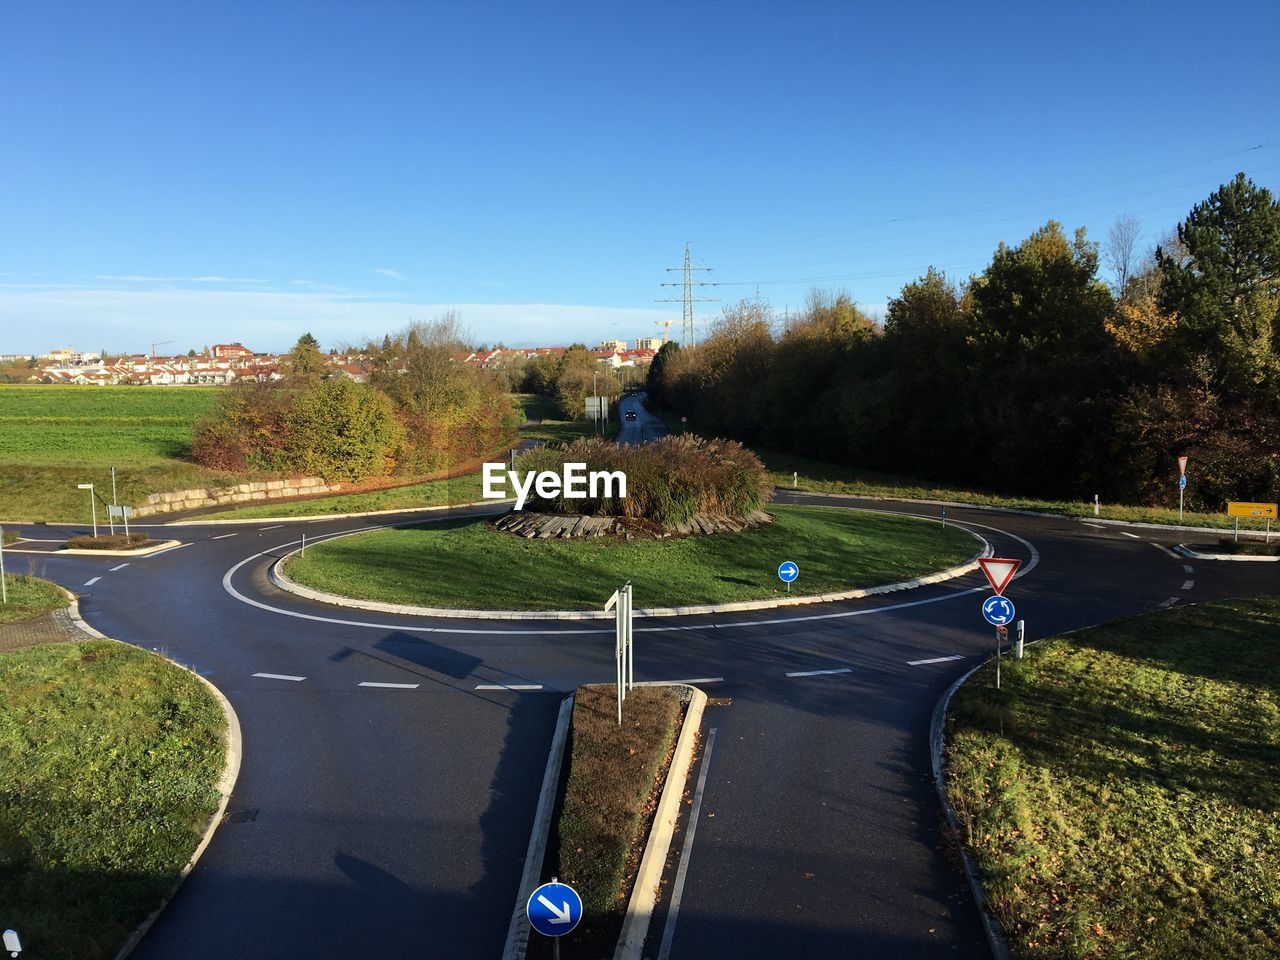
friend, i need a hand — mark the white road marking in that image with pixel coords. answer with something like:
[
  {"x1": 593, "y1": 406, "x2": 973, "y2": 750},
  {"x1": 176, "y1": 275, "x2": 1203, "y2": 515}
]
[
  {"x1": 1181, "y1": 579, "x2": 1194, "y2": 590},
  {"x1": 211, "y1": 533, "x2": 239, "y2": 540},
  {"x1": 259, "y1": 525, "x2": 284, "y2": 531},
  {"x1": 252, "y1": 672, "x2": 306, "y2": 682},
  {"x1": 1183, "y1": 564, "x2": 1194, "y2": 574},
  {"x1": 908, "y1": 654, "x2": 964, "y2": 666},
  {"x1": 1121, "y1": 532, "x2": 1141, "y2": 539},
  {"x1": 1082, "y1": 522, "x2": 1105, "y2": 529},
  {"x1": 84, "y1": 576, "x2": 101, "y2": 586},
  {"x1": 785, "y1": 667, "x2": 852, "y2": 678},
  {"x1": 1151, "y1": 543, "x2": 1180, "y2": 558},
  {"x1": 475, "y1": 683, "x2": 544, "y2": 690},
  {"x1": 143, "y1": 542, "x2": 191, "y2": 559},
  {"x1": 358, "y1": 681, "x2": 419, "y2": 689},
  {"x1": 635, "y1": 677, "x2": 724, "y2": 686},
  {"x1": 656, "y1": 726, "x2": 717, "y2": 960},
  {"x1": 109, "y1": 563, "x2": 130, "y2": 571},
  {"x1": 1157, "y1": 597, "x2": 1180, "y2": 609}
]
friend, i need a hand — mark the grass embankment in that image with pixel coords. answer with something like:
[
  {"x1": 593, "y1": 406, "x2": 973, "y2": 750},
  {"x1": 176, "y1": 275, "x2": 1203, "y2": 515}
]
[
  {"x1": 549, "y1": 684, "x2": 684, "y2": 957},
  {"x1": 0, "y1": 574, "x2": 69, "y2": 624},
  {"x1": 945, "y1": 597, "x2": 1280, "y2": 960},
  {"x1": 284, "y1": 504, "x2": 976, "y2": 610},
  {"x1": 0, "y1": 385, "x2": 242, "y2": 522},
  {"x1": 0, "y1": 639, "x2": 226, "y2": 960}
]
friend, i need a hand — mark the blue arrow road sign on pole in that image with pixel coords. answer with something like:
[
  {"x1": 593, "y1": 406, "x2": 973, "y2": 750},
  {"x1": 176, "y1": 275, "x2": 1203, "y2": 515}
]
[
  {"x1": 527, "y1": 881, "x2": 583, "y2": 938},
  {"x1": 777, "y1": 561, "x2": 799, "y2": 583},
  {"x1": 982, "y1": 595, "x2": 1016, "y2": 626},
  {"x1": 1179, "y1": 475, "x2": 1187, "y2": 489}
]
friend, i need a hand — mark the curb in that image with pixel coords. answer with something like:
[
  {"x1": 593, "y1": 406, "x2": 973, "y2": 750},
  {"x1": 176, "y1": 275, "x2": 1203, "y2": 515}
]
[
  {"x1": 266, "y1": 509, "x2": 992, "y2": 620},
  {"x1": 502, "y1": 694, "x2": 575, "y2": 960},
  {"x1": 615, "y1": 685, "x2": 707, "y2": 960},
  {"x1": 174, "y1": 498, "x2": 514, "y2": 526},
  {"x1": 62, "y1": 592, "x2": 244, "y2": 960},
  {"x1": 4, "y1": 539, "x2": 184, "y2": 558},
  {"x1": 929, "y1": 662, "x2": 1012, "y2": 960},
  {"x1": 1174, "y1": 543, "x2": 1280, "y2": 562}
]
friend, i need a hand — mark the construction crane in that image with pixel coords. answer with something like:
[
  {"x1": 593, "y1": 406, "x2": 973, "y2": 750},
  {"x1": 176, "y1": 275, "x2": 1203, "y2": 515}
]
[
  {"x1": 654, "y1": 319, "x2": 673, "y2": 344},
  {"x1": 151, "y1": 340, "x2": 175, "y2": 359}
]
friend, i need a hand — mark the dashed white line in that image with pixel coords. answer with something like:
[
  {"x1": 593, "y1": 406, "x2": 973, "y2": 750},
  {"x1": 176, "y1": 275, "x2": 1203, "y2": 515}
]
[
  {"x1": 1181, "y1": 580, "x2": 1194, "y2": 590},
  {"x1": 1121, "y1": 532, "x2": 1141, "y2": 539},
  {"x1": 634, "y1": 677, "x2": 725, "y2": 686},
  {"x1": 785, "y1": 667, "x2": 852, "y2": 678},
  {"x1": 1157, "y1": 597, "x2": 1180, "y2": 609},
  {"x1": 109, "y1": 563, "x2": 130, "y2": 572},
  {"x1": 83, "y1": 576, "x2": 101, "y2": 586},
  {"x1": 259, "y1": 525, "x2": 284, "y2": 532},
  {"x1": 1183, "y1": 564, "x2": 1194, "y2": 574},
  {"x1": 211, "y1": 533, "x2": 239, "y2": 540},
  {"x1": 143, "y1": 542, "x2": 191, "y2": 559},
  {"x1": 475, "y1": 683, "x2": 544, "y2": 690},
  {"x1": 358, "y1": 681, "x2": 419, "y2": 689},
  {"x1": 908, "y1": 655, "x2": 964, "y2": 666},
  {"x1": 1082, "y1": 522, "x2": 1105, "y2": 529},
  {"x1": 252, "y1": 672, "x2": 306, "y2": 682}
]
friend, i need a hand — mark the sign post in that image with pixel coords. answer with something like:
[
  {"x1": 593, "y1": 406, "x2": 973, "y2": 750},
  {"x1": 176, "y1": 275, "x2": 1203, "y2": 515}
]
[
  {"x1": 0, "y1": 526, "x2": 7, "y2": 605},
  {"x1": 527, "y1": 879, "x2": 583, "y2": 957},
  {"x1": 978, "y1": 558, "x2": 1020, "y2": 690},
  {"x1": 1227, "y1": 501, "x2": 1279, "y2": 544},
  {"x1": 777, "y1": 560, "x2": 798, "y2": 594},
  {"x1": 1177, "y1": 456, "x2": 1189, "y2": 521},
  {"x1": 76, "y1": 483, "x2": 97, "y2": 538},
  {"x1": 605, "y1": 583, "x2": 634, "y2": 725}
]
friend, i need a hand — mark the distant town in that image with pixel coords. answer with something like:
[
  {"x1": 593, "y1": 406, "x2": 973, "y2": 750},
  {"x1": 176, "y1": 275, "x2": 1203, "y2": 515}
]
[{"x1": 0, "y1": 337, "x2": 665, "y2": 386}]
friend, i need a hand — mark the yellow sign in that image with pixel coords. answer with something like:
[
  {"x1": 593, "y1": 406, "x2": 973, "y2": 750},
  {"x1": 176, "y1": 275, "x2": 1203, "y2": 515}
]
[{"x1": 1227, "y1": 501, "x2": 1278, "y2": 519}]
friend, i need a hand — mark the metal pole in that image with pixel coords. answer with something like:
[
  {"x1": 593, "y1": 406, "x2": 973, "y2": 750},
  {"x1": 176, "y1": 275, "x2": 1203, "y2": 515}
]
[
  {"x1": 616, "y1": 590, "x2": 623, "y2": 725},
  {"x1": 123, "y1": 507, "x2": 129, "y2": 538},
  {"x1": 941, "y1": 506, "x2": 946, "y2": 529},
  {"x1": 301, "y1": 532, "x2": 306, "y2": 557},
  {"x1": 1267, "y1": 519, "x2": 1272, "y2": 545},
  {"x1": 1094, "y1": 494, "x2": 1099, "y2": 517},
  {"x1": 1235, "y1": 517, "x2": 1240, "y2": 543},
  {"x1": 112, "y1": 466, "x2": 118, "y2": 507},
  {"x1": 626, "y1": 583, "x2": 633, "y2": 692},
  {"x1": 995, "y1": 630, "x2": 1001, "y2": 690},
  {"x1": 1179, "y1": 485, "x2": 1184, "y2": 522},
  {"x1": 89, "y1": 488, "x2": 97, "y2": 539},
  {"x1": 0, "y1": 526, "x2": 7, "y2": 604}
]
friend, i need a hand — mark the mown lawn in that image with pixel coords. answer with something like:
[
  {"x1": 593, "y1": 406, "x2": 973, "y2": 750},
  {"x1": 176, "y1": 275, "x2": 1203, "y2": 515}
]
[
  {"x1": 0, "y1": 639, "x2": 226, "y2": 960},
  {"x1": 0, "y1": 573, "x2": 69, "y2": 624},
  {"x1": 550, "y1": 684, "x2": 684, "y2": 957},
  {"x1": 945, "y1": 597, "x2": 1280, "y2": 960},
  {"x1": 284, "y1": 504, "x2": 977, "y2": 610}
]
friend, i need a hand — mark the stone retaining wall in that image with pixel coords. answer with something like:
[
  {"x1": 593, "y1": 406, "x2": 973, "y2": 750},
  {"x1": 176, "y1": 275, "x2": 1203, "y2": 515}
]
[
  {"x1": 133, "y1": 476, "x2": 342, "y2": 517},
  {"x1": 492, "y1": 509, "x2": 773, "y2": 539}
]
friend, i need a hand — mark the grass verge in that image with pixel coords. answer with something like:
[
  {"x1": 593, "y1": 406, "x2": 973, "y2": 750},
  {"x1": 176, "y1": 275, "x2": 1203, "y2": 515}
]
[
  {"x1": 284, "y1": 503, "x2": 977, "y2": 610},
  {"x1": 547, "y1": 683, "x2": 684, "y2": 957},
  {"x1": 944, "y1": 596, "x2": 1280, "y2": 960},
  {"x1": 0, "y1": 574, "x2": 69, "y2": 624},
  {"x1": 0, "y1": 639, "x2": 226, "y2": 960}
]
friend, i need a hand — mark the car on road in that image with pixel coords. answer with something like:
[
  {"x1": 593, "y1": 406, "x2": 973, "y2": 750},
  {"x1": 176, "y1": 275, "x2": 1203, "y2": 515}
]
[{"x1": 625, "y1": 411, "x2": 636, "y2": 421}]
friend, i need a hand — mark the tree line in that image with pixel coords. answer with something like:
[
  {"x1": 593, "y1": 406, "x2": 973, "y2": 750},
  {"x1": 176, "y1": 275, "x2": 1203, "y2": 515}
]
[{"x1": 647, "y1": 174, "x2": 1280, "y2": 510}]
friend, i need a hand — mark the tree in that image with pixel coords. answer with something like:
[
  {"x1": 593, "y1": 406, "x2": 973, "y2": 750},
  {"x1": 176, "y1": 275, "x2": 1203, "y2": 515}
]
[
  {"x1": 1157, "y1": 172, "x2": 1280, "y2": 392},
  {"x1": 284, "y1": 332, "x2": 326, "y2": 387},
  {"x1": 283, "y1": 379, "x2": 405, "y2": 481},
  {"x1": 1104, "y1": 215, "x2": 1141, "y2": 300}
]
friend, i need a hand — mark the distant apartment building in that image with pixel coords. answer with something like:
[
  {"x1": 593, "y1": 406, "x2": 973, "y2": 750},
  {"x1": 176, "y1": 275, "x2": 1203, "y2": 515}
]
[
  {"x1": 212, "y1": 342, "x2": 253, "y2": 360},
  {"x1": 635, "y1": 337, "x2": 663, "y2": 351},
  {"x1": 40, "y1": 348, "x2": 100, "y2": 365},
  {"x1": 594, "y1": 339, "x2": 627, "y2": 353}
]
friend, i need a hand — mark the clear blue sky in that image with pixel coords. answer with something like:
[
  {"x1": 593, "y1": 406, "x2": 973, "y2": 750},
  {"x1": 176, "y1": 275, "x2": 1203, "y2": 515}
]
[{"x1": 2, "y1": 0, "x2": 1277, "y2": 354}]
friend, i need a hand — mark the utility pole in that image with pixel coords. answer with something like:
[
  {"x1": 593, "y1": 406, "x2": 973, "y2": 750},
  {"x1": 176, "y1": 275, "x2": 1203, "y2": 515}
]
[{"x1": 658, "y1": 242, "x2": 718, "y2": 346}]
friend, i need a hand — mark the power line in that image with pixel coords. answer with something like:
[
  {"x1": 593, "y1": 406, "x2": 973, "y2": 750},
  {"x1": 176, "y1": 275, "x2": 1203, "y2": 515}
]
[{"x1": 657, "y1": 242, "x2": 718, "y2": 346}]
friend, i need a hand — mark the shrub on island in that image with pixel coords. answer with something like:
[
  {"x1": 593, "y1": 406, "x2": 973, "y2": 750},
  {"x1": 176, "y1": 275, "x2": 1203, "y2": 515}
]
[{"x1": 511, "y1": 435, "x2": 769, "y2": 526}]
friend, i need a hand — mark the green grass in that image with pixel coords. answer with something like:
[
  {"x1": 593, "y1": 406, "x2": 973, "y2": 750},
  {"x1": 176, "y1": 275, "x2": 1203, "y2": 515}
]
[
  {"x1": 0, "y1": 639, "x2": 226, "y2": 960},
  {"x1": 760, "y1": 448, "x2": 1256, "y2": 531},
  {"x1": 284, "y1": 503, "x2": 977, "y2": 609},
  {"x1": 945, "y1": 597, "x2": 1280, "y2": 960},
  {"x1": 553, "y1": 684, "x2": 683, "y2": 957},
  {"x1": 0, "y1": 574, "x2": 69, "y2": 624},
  {"x1": 514, "y1": 392, "x2": 618, "y2": 443}
]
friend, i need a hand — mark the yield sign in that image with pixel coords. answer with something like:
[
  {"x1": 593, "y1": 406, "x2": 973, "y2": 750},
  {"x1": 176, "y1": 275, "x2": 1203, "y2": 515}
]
[
  {"x1": 1177, "y1": 455, "x2": 1189, "y2": 476},
  {"x1": 978, "y1": 557, "x2": 1021, "y2": 596}
]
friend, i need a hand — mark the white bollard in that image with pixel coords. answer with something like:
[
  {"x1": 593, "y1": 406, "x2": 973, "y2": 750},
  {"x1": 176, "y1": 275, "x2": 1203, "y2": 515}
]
[{"x1": 1015, "y1": 620, "x2": 1025, "y2": 659}]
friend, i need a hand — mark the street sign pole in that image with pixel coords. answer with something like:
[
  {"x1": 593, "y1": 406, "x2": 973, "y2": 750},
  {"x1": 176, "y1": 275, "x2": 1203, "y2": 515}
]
[
  {"x1": 1015, "y1": 620, "x2": 1024, "y2": 659},
  {"x1": 995, "y1": 629, "x2": 1001, "y2": 690},
  {"x1": 0, "y1": 526, "x2": 7, "y2": 605},
  {"x1": 1177, "y1": 455, "x2": 1189, "y2": 521}
]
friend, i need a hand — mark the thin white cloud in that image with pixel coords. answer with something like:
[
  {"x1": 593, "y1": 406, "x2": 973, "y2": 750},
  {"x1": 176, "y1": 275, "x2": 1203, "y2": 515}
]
[
  {"x1": 373, "y1": 267, "x2": 408, "y2": 282},
  {"x1": 190, "y1": 275, "x2": 267, "y2": 284},
  {"x1": 94, "y1": 274, "x2": 176, "y2": 282}
]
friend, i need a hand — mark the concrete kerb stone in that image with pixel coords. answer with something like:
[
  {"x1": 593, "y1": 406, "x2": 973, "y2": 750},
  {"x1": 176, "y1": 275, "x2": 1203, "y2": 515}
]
[
  {"x1": 172, "y1": 497, "x2": 513, "y2": 526},
  {"x1": 60, "y1": 591, "x2": 243, "y2": 960},
  {"x1": 614, "y1": 685, "x2": 707, "y2": 960},
  {"x1": 1174, "y1": 543, "x2": 1280, "y2": 562},
  {"x1": 265, "y1": 509, "x2": 993, "y2": 620},
  {"x1": 502, "y1": 693, "x2": 575, "y2": 960}
]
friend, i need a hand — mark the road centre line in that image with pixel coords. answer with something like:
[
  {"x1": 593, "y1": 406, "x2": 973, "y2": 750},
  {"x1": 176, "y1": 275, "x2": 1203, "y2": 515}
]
[
  {"x1": 1121, "y1": 531, "x2": 1142, "y2": 539},
  {"x1": 475, "y1": 683, "x2": 543, "y2": 690},
  {"x1": 259, "y1": 525, "x2": 284, "y2": 531},
  {"x1": 1183, "y1": 564, "x2": 1194, "y2": 574},
  {"x1": 1081, "y1": 522, "x2": 1105, "y2": 529},
  {"x1": 211, "y1": 533, "x2": 239, "y2": 540},
  {"x1": 84, "y1": 576, "x2": 101, "y2": 586},
  {"x1": 656, "y1": 726, "x2": 717, "y2": 960},
  {"x1": 908, "y1": 655, "x2": 964, "y2": 665},
  {"x1": 109, "y1": 563, "x2": 130, "y2": 571},
  {"x1": 252, "y1": 672, "x2": 306, "y2": 681},
  {"x1": 1182, "y1": 580, "x2": 1194, "y2": 590},
  {"x1": 220, "y1": 512, "x2": 1041, "y2": 637},
  {"x1": 358, "y1": 681, "x2": 420, "y2": 689},
  {"x1": 143, "y1": 542, "x2": 191, "y2": 559},
  {"x1": 785, "y1": 667, "x2": 852, "y2": 678}
]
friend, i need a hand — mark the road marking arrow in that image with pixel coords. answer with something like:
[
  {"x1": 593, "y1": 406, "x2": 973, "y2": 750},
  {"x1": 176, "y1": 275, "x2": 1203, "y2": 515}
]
[{"x1": 537, "y1": 895, "x2": 573, "y2": 924}]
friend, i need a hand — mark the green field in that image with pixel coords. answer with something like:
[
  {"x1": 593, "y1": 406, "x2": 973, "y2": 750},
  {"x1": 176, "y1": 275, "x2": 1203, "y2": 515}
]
[
  {"x1": 283, "y1": 504, "x2": 978, "y2": 609},
  {"x1": 945, "y1": 597, "x2": 1280, "y2": 959},
  {"x1": 0, "y1": 385, "x2": 235, "y2": 522},
  {"x1": 0, "y1": 638, "x2": 226, "y2": 960}
]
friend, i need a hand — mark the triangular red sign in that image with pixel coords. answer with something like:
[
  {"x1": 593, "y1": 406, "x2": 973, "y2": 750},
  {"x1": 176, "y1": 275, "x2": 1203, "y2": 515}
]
[
  {"x1": 1177, "y1": 455, "x2": 1188, "y2": 476},
  {"x1": 978, "y1": 557, "x2": 1021, "y2": 596}
]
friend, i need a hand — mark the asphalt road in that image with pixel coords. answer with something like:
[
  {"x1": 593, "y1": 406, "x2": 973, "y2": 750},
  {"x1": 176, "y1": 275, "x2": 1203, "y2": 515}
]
[
  {"x1": 616, "y1": 391, "x2": 667, "y2": 445},
  {"x1": 8, "y1": 494, "x2": 1275, "y2": 959}
]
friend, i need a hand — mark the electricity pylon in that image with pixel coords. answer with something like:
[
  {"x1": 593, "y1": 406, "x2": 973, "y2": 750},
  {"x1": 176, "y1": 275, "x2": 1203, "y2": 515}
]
[{"x1": 657, "y1": 243, "x2": 718, "y2": 346}]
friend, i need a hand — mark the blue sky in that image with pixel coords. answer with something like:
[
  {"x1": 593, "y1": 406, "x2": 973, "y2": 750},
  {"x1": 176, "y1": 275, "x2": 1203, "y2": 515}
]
[{"x1": 2, "y1": 1, "x2": 1277, "y2": 354}]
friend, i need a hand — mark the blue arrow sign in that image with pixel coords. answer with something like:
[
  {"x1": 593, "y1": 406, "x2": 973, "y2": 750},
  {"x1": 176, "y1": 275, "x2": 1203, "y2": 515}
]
[
  {"x1": 1179, "y1": 475, "x2": 1187, "y2": 489},
  {"x1": 982, "y1": 595, "x2": 1016, "y2": 626},
  {"x1": 527, "y1": 881, "x2": 583, "y2": 938},
  {"x1": 777, "y1": 560, "x2": 799, "y2": 583}
]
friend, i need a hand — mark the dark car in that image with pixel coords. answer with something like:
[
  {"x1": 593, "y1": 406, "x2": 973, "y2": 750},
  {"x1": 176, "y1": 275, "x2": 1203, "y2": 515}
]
[{"x1": 625, "y1": 411, "x2": 637, "y2": 421}]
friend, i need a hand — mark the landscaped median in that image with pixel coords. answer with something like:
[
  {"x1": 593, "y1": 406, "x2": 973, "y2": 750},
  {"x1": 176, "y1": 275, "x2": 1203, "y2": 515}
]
[
  {"x1": 941, "y1": 597, "x2": 1280, "y2": 960},
  {"x1": 0, "y1": 577, "x2": 237, "y2": 960},
  {"x1": 277, "y1": 504, "x2": 981, "y2": 614}
]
